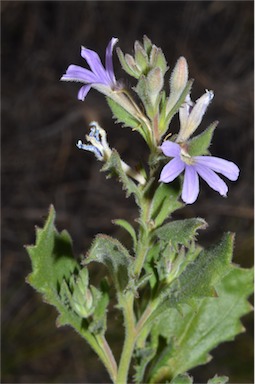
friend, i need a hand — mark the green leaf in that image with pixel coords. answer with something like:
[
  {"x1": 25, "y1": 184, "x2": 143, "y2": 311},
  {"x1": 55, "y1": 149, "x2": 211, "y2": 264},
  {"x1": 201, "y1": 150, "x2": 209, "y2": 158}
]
[
  {"x1": 150, "y1": 183, "x2": 183, "y2": 227},
  {"x1": 102, "y1": 149, "x2": 142, "y2": 206},
  {"x1": 26, "y1": 205, "x2": 79, "y2": 309},
  {"x1": 154, "y1": 218, "x2": 207, "y2": 250},
  {"x1": 106, "y1": 96, "x2": 143, "y2": 132},
  {"x1": 144, "y1": 233, "x2": 235, "y2": 332},
  {"x1": 83, "y1": 234, "x2": 134, "y2": 292},
  {"x1": 188, "y1": 121, "x2": 218, "y2": 156},
  {"x1": 149, "y1": 266, "x2": 253, "y2": 382},
  {"x1": 25, "y1": 206, "x2": 114, "y2": 375},
  {"x1": 112, "y1": 218, "x2": 137, "y2": 249},
  {"x1": 207, "y1": 375, "x2": 229, "y2": 384}
]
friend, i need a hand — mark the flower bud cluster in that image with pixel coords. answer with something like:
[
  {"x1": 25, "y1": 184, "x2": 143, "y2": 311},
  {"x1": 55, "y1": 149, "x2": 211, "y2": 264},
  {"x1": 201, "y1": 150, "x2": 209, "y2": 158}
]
[{"x1": 70, "y1": 268, "x2": 101, "y2": 319}]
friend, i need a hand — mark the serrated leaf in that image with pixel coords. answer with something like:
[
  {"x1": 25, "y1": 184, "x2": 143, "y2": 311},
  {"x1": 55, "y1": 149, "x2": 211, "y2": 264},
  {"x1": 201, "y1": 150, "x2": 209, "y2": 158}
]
[
  {"x1": 102, "y1": 149, "x2": 142, "y2": 206},
  {"x1": 112, "y1": 218, "x2": 137, "y2": 248},
  {"x1": 144, "y1": 233, "x2": 235, "y2": 332},
  {"x1": 26, "y1": 205, "x2": 79, "y2": 304},
  {"x1": 149, "y1": 266, "x2": 253, "y2": 382},
  {"x1": 154, "y1": 218, "x2": 207, "y2": 250},
  {"x1": 150, "y1": 183, "x2": 183, "y2": 227},
  {"x1": 25, "y1": 206, "x2": 113, "y2": 372},
  {"x1": 188, "y1": 121, "x2": 218, "y2": 156},
  {"x1": 83, "y1": 234, "x2": 134, "y2": 292}
]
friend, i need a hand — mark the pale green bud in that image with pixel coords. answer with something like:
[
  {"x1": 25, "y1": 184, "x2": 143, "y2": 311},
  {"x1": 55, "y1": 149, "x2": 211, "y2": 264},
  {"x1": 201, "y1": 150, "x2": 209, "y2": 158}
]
[
  {"x1": 147, "y1": 67, "x2": 164, "y2": 105},
  {"x1": 134, "y1": 41, "x2": 148, "y2": 73},
  {"x1": 143, "y1": 35, "x2": 153, "y2": 55},
  {"x1": 149, "y1": 45, "x2": 168, "y2": 76},
  {"x1": 166, "y1": 56, "x2": 189, "y2": 115}
]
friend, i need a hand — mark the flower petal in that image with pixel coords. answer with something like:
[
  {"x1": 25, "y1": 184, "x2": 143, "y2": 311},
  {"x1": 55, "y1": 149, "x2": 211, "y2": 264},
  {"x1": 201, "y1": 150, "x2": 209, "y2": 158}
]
[
  {"x1": 78, "y1": 85, "x2": 91, "y2": 100},
  {"x1": 195, "y1": 163, "x2": 228, "y2": 196},
  {"x1": 159, "y1": 157, "x2": 184, "y2": 183},
  {"x1": 182, "y1": 165, "x2": 199, "y2": 204},
  {"x1": 81, "y1": 46, "x2": 109, "y2": 85},
  {"x1": 105, "y1": 37, "x2": 118, "y2": 84},
  {"x1": 195, "y1": 156, "x2": 239, "y2": 181},
  {"x1": 61, "y1": 65, "x2": 97, "y2": 83},
  {"x1": 161, "y1": 141, "x2": 181, "y2": 157}
]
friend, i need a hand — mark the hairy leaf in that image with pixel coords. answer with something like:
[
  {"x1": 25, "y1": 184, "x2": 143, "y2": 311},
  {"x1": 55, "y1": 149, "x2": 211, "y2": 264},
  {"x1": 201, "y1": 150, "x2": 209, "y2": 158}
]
[
  {"x1": 106, "y1": 96, "x2": 147, "y2": 140},
  {"x1": 154, "y1": 218, "x2": 207, "y2": 250},
  {"x1": 83, "y1": 234, "x2": 134, "y2": 292},
  {"x1": 148, "y1": 266, "x2": 253, "y2": 382},
  {"x1": 25, "y1": 206, "x2": 110, "y2": 361}
]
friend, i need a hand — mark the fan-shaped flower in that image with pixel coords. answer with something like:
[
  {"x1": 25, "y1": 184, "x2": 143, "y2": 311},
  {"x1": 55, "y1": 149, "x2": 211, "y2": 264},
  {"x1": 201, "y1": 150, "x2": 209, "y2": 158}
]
[
  {"x1": 159, "y1": 141, "x2": 239, "y2": 204},
  {"x1": 61, "y1": 38, "x2": 119, "y2": 100}
]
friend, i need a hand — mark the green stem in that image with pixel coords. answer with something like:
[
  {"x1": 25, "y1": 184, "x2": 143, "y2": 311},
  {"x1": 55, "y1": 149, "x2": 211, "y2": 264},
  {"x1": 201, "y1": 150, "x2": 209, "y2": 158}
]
[
  {"x1": 96, "y1": 334, "x2": 118, "y2": 383},
  {"x1": 116, "y1": 295, "x2": 137, "y2": 383}
]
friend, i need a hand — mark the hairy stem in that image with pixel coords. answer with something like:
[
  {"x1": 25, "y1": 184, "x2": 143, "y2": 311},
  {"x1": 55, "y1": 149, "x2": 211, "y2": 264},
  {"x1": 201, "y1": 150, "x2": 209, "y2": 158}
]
[{"x1": 116, "y1": 295, "x2": 136, "y2": 383}]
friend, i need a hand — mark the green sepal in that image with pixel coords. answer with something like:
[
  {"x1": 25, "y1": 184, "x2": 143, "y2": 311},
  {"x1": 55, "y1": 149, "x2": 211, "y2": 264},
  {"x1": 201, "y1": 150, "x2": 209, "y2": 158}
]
[
  {"x1": 102, "y1": 149, "x2": 142, "y2": 206},
  {"x1": 116, "y1": 47, "x2": 140, "y2": 78},
  {"x1": 150, "y1": 183, "x2": 183, "y2": 228},
  {"x1": 134, "y1": 75, "x2": 154, "y2": 119},
  {"x1": 207, "y1": 375, "x2": 229, "y2": 384},
  {"x1": 154, "y1": 218, "x2": 207, "y2": 250},
  {"x1": 170, "y1": 373, "x2": 193, "y2": 384},
  {"x1": 112, "y1": 218, "x2": 137, "y2": 249},
  {"x1": 148, "y1": 266, "x2": 253, "y2": 381},
  {"x1": 88, "y1": 287, "x2": 109, "y2": 335},
  {"x1": 83, "y1": 234, "x2": 134, "y2": 293},
  {"x1": 188, "y1": 121, "x2": 218, "y2": 156}
]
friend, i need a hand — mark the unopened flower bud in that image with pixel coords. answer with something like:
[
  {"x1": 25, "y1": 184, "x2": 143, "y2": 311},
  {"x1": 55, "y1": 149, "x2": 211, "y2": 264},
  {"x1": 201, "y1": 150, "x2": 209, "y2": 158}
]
[
  {"x1": 134, "y1": 41, "x2": 148, "y2": 73},
  {"x1": 149, "y1": 45, "x2": 168, "y2": 76},
  {"x1": 147, "y1": 67, "x2": 164, "y2": 105},
  {"x1": 177, "y1": 90, "x2": 214, "y2": 142},
  {"x1": 166, "y1": 56, "x2": 189, "y2": 115}
]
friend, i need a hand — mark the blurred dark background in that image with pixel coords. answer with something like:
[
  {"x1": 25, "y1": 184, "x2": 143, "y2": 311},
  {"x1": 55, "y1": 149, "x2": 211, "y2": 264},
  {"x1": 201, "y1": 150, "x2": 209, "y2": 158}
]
[{"x1": 1, "y1": 1, "x2": 253, "y2": 383}]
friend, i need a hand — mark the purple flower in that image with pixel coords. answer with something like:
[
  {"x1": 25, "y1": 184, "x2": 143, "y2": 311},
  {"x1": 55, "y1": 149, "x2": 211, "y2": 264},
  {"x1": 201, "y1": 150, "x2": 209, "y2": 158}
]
[
  {"x1": 61, "y1": 38, "x2": 118, "y2": 100},
  {"x1": 159, "y1": 141, "x2": 239, "y2": 204}
]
